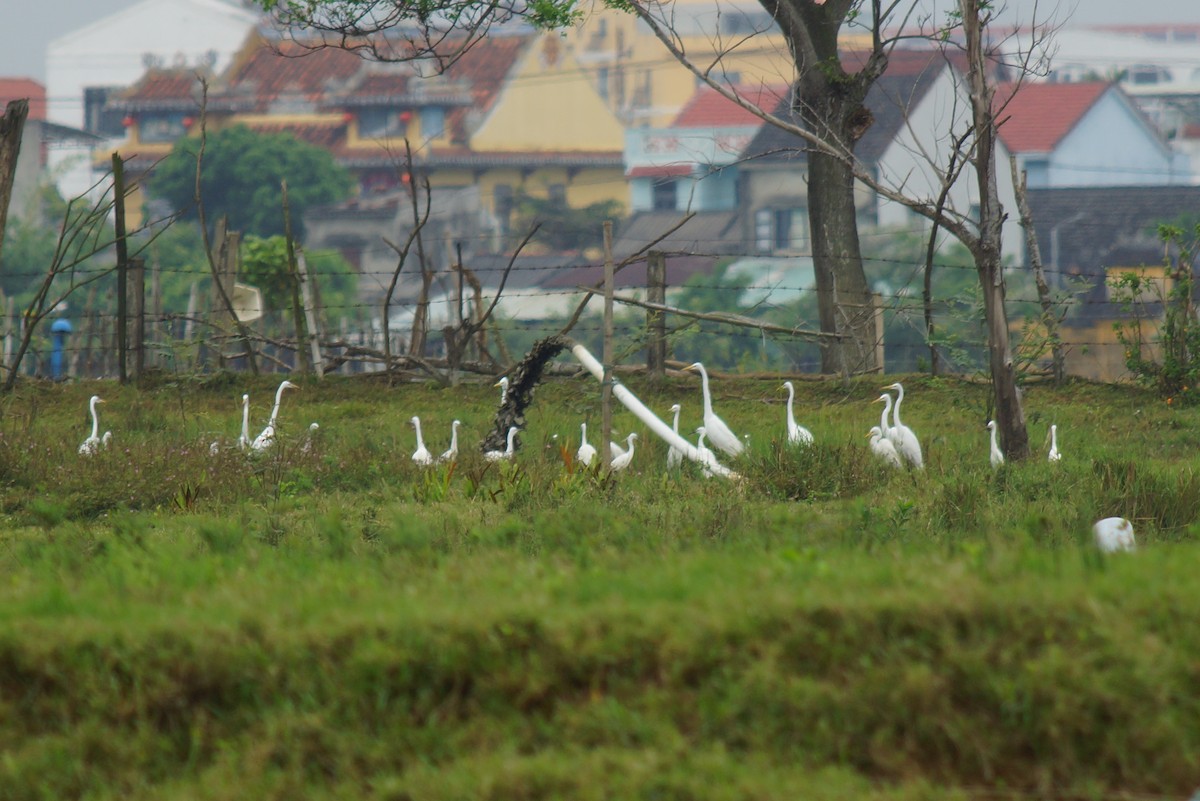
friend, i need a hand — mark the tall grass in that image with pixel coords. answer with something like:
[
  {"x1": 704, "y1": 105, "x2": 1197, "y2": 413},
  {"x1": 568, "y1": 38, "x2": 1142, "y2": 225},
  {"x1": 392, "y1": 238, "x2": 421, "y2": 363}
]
[{"x1": 1, "y1": 372, "x2": 1199, "y2": 798}]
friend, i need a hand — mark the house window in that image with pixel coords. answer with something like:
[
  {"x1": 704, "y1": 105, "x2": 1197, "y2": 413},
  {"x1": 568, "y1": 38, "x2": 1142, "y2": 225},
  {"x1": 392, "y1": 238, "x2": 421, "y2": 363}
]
[
  {"x1": 359, "y1": 108, "x2": 407, "y2": 138},
  {"x1": 756, "y1": 207, "x2": 807, "y2": 253},
  {"x1": 494, "y1": 184, "x2": 514, "y2": 233},
  {"x1": 139, "y1": 113, "x2": 186, "y2": 143},
  {"x1": 84, "y1": 86, "x2": 126, "y2": 138},
  {"x1": 421, "y1": 107, "x2": 445, "y2": 140},
  {"x1": 652, "y1": 179, "x2": 676, "y2": 210}
]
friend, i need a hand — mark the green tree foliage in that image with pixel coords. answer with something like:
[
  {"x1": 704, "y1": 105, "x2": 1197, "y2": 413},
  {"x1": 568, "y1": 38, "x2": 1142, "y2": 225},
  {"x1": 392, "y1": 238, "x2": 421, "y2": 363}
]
[
  {"x1": 239, "y1": 234, "x2": 358, "y2": 318},
  {"x1": 149, "y1": 125, "x2": 354, "y2": 240},
  {"x1": 0, "y1": 183, "x2": 73, "y2": 300},
  {"x1": 510, "y1": 191, "x2": 625, "y2": 252}
]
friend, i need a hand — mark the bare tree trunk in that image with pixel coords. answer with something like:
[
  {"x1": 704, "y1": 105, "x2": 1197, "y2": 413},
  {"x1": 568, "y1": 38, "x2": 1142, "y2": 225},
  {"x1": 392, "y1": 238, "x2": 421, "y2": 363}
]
[
  {"x1": 0, "y1": 99, "x2": 28, "y2": 266},
  {"x1": 962, "y1": 0, "x2": 1028, "y2": 461},
  {"x1": 1010, "y1": 155, "x2": 1065, "y2": 384}
]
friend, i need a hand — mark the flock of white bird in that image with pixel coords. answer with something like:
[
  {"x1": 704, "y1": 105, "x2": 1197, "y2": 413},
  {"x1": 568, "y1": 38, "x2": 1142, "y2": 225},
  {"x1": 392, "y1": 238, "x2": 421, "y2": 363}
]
[{"x1": 75, "y1": 361, "x2": 1135, "y2": 553}]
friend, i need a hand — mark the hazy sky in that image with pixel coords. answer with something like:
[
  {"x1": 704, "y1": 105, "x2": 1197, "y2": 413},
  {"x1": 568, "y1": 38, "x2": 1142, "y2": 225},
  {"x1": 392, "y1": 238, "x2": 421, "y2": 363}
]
[{"x1": 3, "y1": 0, "x2": 1199, "y2": 84}]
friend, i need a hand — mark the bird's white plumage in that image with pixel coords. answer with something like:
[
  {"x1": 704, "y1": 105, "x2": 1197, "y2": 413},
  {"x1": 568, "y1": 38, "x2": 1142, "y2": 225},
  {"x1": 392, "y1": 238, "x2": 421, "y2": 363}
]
[
  {"x1": 79, "y1": 395, "x2": 105, "y2": 456},
  {"x1": 1048, "y1": 424, "x2": 1061, "y2": 462},
  {"x1": 576, "y1": 422, "x2": 596, "y2": 466},
  {"x1": 867, "y1": 426, "x2": 902, "y2": 468},
  {"x1": 694, "y1": 426, "x2": 719, "y2": 478},
  {"x1": 666, "y1": 404, "x2": 684, "y2": 469},
  {"x1": 439, "y1": 419, "x2": 461, "y2": 463},
  {"x1": 252, "y1": 380, "x2": 299, "y2": 451},
  {"x1": 610, "y1": 432, "x2": 637, "y2": 471},
  {"x1": 495, "y1": 376, "x2": 509, "y2": 406},
  {"x1": 1093, "y1": 517, "x2": 1136, "y2": 553},
  {"x1": 410, "y1": 416, "x2": 434, "y2": 466},
  {"x1": 883, "y1": 382, "x2": 923, "y2": 468},
  {"x1": 686, "y1": 362, "x2": 743, "y2": 457},
  {"x1": 782, "y1": 381, "x2": 814, "y2": 446},
  {"x1": 987, "y1": 420, "x2": 1004, "y2": 467},
  {"x1": 485, "y1": 426, "x2": 519, "y2": 462},
  {"x1": 237, "y1": 394, "x2": 251, "y2": 451},
  {"x1": 875, "y1": 394, "x2": 895, "y2": 442}
]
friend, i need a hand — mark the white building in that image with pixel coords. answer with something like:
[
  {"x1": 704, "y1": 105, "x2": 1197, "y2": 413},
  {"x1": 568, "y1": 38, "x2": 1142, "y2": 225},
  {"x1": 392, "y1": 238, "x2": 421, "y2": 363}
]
[{"x1": 45, "y1": 0, "x2": 259, "y2": 199}]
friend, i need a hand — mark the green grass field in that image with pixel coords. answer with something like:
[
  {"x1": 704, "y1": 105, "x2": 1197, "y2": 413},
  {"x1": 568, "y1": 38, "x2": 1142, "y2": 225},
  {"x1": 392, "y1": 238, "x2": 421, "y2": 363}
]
[{"x1": 2, "y1": 370, "x2": 1198, "y2": 800}]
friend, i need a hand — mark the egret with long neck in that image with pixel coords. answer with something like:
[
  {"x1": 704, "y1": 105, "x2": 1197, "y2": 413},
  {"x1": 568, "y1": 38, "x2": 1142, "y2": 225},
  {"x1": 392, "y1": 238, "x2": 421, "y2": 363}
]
[
  {"x1": 576, "y1": 422, "x2": 596, "y2": 466},
  {"x1": 251, "y1": 380, "x2": 299, "y2": 451},
  {"x1": 685, "y1": 362, "x2": 743, "y2": 457},
  {"x1": 440, "y1": 420, "x2": 461, "y2": 463},
  {"x1": 987, "y1": 420, "x2": 1004, "y2": 467},
  {"x1": 782, "y1": 381, "x2": 813, "y2": 446},
  {"x1": 667, "y1": 404, "x2": 684, "y2": 469},
  {"x1": 79, "y1": 395, "x2": 105, "y2": 455},
  {"x1": 485, "y1": 426, "x2": 519, "y2": 461},
  {"x1": 882, "y1": 382, "x2": 923, "y2": 469},
  {"x1": 410, "y1": 416, "x2": 433, "y2": 466}
]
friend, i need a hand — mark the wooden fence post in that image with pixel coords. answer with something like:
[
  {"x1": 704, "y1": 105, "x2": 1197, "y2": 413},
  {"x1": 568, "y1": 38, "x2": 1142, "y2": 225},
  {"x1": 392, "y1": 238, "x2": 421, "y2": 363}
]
[
  {"x1": 646, "y1": 249, "x2": 666, "y2": 381},
  {"x1": 874, "y1": 292, "x2": 885, "y2": 374},
  {"x1": 296, "y1": 249, "x2": 323, "y2": 378},
  {"x1": 130, "y1": 257, "x2": 145, "y2": 380}
]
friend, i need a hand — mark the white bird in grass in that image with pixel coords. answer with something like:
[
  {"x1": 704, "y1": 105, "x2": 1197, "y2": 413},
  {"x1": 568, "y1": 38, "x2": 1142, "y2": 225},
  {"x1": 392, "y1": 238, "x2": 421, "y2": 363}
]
[
  {"x1": 439, "y1": 419, "x2": 461, "y2": 463},
  {"x1": 576, "y1": 422, "x2": 597, "y2": 466},
  {"x1": 685, "y1": 361, "x2": 743, "y2": 458},
  {"x1": 987, "y1": 420, "x2": 1004, "y2": 467},
  {"x1": 1093, "y1": 517, "x2": 1136, "y2": 553},
  {"x1": 485, "y1": 426, "x2": 519, "y2": 462},
  {"x1": 610, "y1": 432, "x2": 637, "y2": 471},
  {"x1": 410, "y1": 416, "x2": 434, "y2": 466},
  {"x1": 251, "y1": 380, "x2": 299, "y2": 451},
  {"x1": 79, "y1": 395, "x2": 106, "y2": 455},
  {"x1": 609, "y1": 436, "x2": 627, "y2": 460},
  {"x1": 495, "y1": 376, "x2": 509, "y2": 405},
  {"x1": 300, "y1": 422, "x2": 320, "y2": 454},
  {"x1": 782, "y1": 381, "x2": 814, "y2": 446},
  {"x1": 867, "y1": 426, "x2": 902, "y2": 468},
  {"x1": 882, "y1": 382, "x2": 923, "y2": 469},
  {"x1": 874, "y1": 393, "x2": 895, "y2": 441},
  {"x1": 666, "y1": 404, "x2": 684, "y2": 469},
  {"x1": 237, "y1": 394, "x2": 251, "y2": 451},
  {"x1": 695, "y1": 426, "x2": 718, "y2": 478},
  {"x1": 1048, "y1": 424, "x2": 1062, "y2": 462}
]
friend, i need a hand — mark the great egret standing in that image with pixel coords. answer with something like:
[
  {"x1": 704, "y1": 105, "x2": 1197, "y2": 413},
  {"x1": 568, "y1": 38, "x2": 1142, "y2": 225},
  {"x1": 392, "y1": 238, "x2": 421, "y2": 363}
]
[
  {"x1": 782, "y1": 381, "x2": 814, "y2": 446},
  {"x1": 685, "y1": 362, "x2": 743, "y2": 457},
  {"x1": 485, "y1": 426, "x2": 519, "y2": 462},
  {"x1": 1093, "y1": 517, "x2": 1136, "y2": 553},
  {"x1": 439, "y1": 420, "x2": 461, "y2": 463},
  {"x1": 410, "y1": 416, "x2": 434, "y2": 466},
  {"x1": 237, "y1": 394, "x2": 251, "y2": 451},
  {"x1": 874, "y1": 393, "x2": 895, "y2": 441},
  {"x1": 79, "y1": 395, "x2": 105, "y2": 456},
  {"x1": 882, "y1": 382, "x2": 923, "y2": 469},
  {"x1": 1048, "y1": 424, "x2": 1062, "y2": 462},
  {"x1": 576, "y1": 422, "x2": 596, "y2": 466},
  {"x1": 610, "y1": 432, "x2": 637, "y2": 471},
  {"x1": 987, "y1": 420, "x2": 1004, "y2": 467},
  {"x1": 251, "y1": 380, "x2": 299, "y2": 451},
  {"x1": 867, "y1": 426, "x2": 902, "y2": 468},
  {"x1": 666, "y1": 404, "x2": 684, "y2": 469}
]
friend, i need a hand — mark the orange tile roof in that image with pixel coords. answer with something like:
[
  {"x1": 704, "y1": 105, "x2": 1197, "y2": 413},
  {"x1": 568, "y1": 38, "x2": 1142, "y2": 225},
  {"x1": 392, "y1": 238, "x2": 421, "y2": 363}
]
[
  {"x1": 114, "y1": 69, "x2": 204, "y2": 111},
  {"x1": 671, "y1": 83, "x2": 788, "y2": 128},
  {"x1": 993, "y1": 81, "x2": 1109, "y2": 154},
  {"x1": 0, "y1": 78, "x2": 47, "y2": 120},
  {"x1": 215, "y1": 37, "x2": 363, "y2": 113}
]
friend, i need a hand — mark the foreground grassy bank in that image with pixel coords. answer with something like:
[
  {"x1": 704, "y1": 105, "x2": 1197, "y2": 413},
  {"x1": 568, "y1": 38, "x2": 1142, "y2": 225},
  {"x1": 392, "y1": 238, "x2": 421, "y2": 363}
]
[{"x1": 2, "y1": 372, "x2": 1199, "y2": 798}]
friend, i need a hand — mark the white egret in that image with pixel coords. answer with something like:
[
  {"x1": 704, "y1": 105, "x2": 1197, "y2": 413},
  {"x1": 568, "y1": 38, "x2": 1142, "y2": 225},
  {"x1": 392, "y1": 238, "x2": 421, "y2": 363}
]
[
  {"x1": 576, "y1": 422, "x2": 596, "y2": 466},
  {"x1": 1093, "y1": 517, "x2": 1136, "y2": 553},
  {"x1": 610, "y1": 432, "x2": 637, "y2": 471},
  {"x1": 782, "y1": 381, "x2": 814, "y2": 446},
  {"x1": 867, "y1": 426, "x2": 902, "y2": 468},
  {"x1": 609, "y1": 436, "x2": 627, "y2": 460},
  {"x1": 410, "y1": 416, "x2": 434, "y2": 466},
  {"x1": 494, "y1": 376, "x2": 509, "y2": 405},
  {"x1": 251, "y1": 380, "x2": 299, "y2": 451},
  {"x1": 694, "y1": 426, "x2": 718, "y2": 478},
  {"x1": 882, "y1": 382, "x2": 923, "y2": 469},
  {"x1": 987, "y1": 420, "x2": 1004, "y2": 467},
  {"x1": 439, "y1": 419, "x2": 461, "y2": 463},
  {"x1": 666, "y1": 404, "x2": 684, "y2": 469},
  {"x1": 301, "y1": 422, "x2": 320, "y2": 454},
  {"x1": 237, "y1": 394, "x2": 251, "y2": 451},
  {"x1": 874, "y1": 393, "x2": 895, "y2": 441},
  {"x1": 485, "y1": 426, "x2": 519, "y2": 462},
  {"x1": 1048, "y1": 424, "x2": 1062, "y2": 462},
  {"x1": 79, "y1": 395, "x2": 105, "y2": 455},
  {"x1": 684, "y1": 362, "x2": 743, "y2": 457}
]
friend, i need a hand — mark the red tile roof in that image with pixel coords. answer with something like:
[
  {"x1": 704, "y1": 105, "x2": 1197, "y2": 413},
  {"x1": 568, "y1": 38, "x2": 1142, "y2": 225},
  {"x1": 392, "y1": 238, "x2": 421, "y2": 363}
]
[
  {"x1": 114, "y1": 69, "x2": 204, "y2": 111},
  {"x1": 0, "y1": 78, "x2": 47, "y2": 120},
  {"x1": 215, "y1": 37, "x2": 364, "y2": 113},
  {"x1": 993, "y1": 81, "x2": 1109, "y2": 153},
  {"x1": 671, "y1": 83, "x2": 788, "y2": 128}
]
